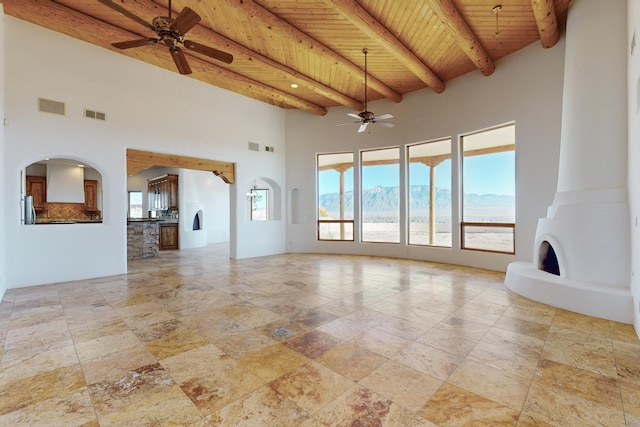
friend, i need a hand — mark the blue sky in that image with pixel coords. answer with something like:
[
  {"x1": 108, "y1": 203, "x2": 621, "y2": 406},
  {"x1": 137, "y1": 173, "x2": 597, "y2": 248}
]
[{"x1": 319, "y1": 151, "x2": 515, "y2": 196}]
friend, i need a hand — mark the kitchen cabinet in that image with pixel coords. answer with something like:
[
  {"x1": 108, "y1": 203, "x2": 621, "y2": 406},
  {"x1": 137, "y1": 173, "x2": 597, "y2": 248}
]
[
  {"x1": 148, "y1": 174, "x2": 178, "y2": 211},
  {"x1": 26, "y1": 175, "x2": 47, "y2": 213},
  {"x1": 83, "y1": 180, "x2": 99, "y2": 213},
  {"x1": 159, "y1": 223, "x2": 179, "y2": 250}
]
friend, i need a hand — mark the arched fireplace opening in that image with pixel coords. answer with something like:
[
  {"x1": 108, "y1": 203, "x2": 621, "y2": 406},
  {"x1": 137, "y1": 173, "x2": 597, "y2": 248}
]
[
  {"x1": 538, "y1": 240, "x2": 560, "y2": 276},
  {"x1": 192, "y1": 210, "x2": 203, "y2": 231}
]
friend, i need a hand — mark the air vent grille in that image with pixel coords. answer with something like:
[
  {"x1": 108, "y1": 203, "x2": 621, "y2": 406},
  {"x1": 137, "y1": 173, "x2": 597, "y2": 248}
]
[
  {"x1": 248, "y1": 142, "x2": 259, "y2": 152},
  {"x1": 85, "y1": 109, "x2": 106, "y2": 121},
  {"x1": 38, "y1": 98, "x2": 65, "y2": 116}
]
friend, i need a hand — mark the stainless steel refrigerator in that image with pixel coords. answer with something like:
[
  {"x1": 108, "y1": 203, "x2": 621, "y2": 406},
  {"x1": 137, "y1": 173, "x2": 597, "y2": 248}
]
[{"x1": 24, "y1": 195, "x2": 36, "y2": 224}]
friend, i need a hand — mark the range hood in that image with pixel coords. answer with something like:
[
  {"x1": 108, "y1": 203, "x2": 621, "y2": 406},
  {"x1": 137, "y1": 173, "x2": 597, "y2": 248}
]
[{"x1": 46, "y1": 163, "x2": 85, "y2": 203}]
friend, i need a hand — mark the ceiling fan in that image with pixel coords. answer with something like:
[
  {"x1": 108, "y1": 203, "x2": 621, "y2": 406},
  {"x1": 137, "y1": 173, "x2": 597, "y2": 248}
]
[
  {"x1": 98, "y1": 0, "x2": 233, "y2": 75},
  {"x1": 337, "y1": 48, "x2": 394, "y2": 133}
]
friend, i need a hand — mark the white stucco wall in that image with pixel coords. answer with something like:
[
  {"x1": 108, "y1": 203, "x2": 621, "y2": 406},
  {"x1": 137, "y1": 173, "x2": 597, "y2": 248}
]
[
  {"x1": 3, "y1": 16, "x2": 286, "y2": 289},
  {"x1": 285, "y1": 39, "x2": 565, "y2": 272},
  {"x1": 0, "y1": 6, "x2": 6, "y2": 301},
  {"x1": 629, "y1": 0, "x2": 640, "y2": 332}
]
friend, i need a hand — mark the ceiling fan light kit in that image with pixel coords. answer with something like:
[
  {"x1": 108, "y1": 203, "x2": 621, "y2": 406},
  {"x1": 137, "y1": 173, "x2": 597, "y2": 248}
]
[
  {"x1": 337, "y1": 48, "x2": 395, "y2": 133},
  {"x1": 98, "y1": 0, "x2": 233, "y2": 75}
]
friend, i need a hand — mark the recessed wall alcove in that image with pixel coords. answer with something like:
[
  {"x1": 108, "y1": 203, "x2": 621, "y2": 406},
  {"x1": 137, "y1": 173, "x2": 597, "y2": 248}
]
[{"x1": 246, "y1": 177, "x2": 281, "y2": 221}]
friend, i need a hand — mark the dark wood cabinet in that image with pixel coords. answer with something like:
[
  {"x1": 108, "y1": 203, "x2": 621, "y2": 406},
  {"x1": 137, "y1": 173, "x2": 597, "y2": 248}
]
[
  {"x1": 83, "y1": 180, "x2": 99, "y2": 213},
  {"x1": 159, "y1": 223, "x2": 179, "y2": 250},
  {"x1": 148, "y1": 174, "x2": 178, "y2": 211},
  {"x1": 26, "y1": 175, "x2": 47, "y2": 213},
  {"x1": 167, "y1": 175, "x2": 178, "y2": 210}
]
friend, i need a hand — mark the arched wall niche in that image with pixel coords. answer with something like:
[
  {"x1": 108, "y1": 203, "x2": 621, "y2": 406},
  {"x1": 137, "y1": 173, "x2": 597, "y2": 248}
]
[{"x1": 246, "y1": 177, "x2": 282, "y2": 221}]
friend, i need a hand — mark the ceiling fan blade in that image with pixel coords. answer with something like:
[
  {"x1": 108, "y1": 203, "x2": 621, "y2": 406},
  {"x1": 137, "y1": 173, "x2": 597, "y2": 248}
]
[
  {"x1": 112, "y1": 38, "x2": 157, "y2": 49},
  {"x1": 183, "y1": 40, "x2": 233, "y2": 64},
  {"x1": 375, "y1": 113, "x2": 393, "y2": 120},
  {"x1": 347, "y1": 113, "x2": 361, "y2": 119},
  {"x1": 358, "y1": 122, "x2": 369, "y2": 133},
  {"x1": 378, "y1": 121, "x2": 395, "y2": 128},
  {"x1": 170, "y1": 7, "x2": 201, "y2": 35},
  {"x1": 335, "y1": 122, "x2": 360, "y2": 127},
  {"x1": 170, "y1": 47, "x2": 192, "y2": 74},
  {"x1": 97, "y1": 0, "x2": 153, "y2": 31}
]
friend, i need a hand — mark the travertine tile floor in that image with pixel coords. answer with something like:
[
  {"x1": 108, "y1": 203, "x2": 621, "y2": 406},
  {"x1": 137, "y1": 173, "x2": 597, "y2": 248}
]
[{"x1": 1, "y1": 243, "x2": 639, "y2": 426}]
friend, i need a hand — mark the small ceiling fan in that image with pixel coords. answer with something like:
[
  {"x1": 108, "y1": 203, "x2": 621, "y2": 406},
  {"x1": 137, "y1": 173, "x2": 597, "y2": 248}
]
[
  {"x1": 98, "y1": 0, "x2": 233, "y2": 75},
  {"x1": 337, "y1": 48, "x2": 394, "y2": 133}
]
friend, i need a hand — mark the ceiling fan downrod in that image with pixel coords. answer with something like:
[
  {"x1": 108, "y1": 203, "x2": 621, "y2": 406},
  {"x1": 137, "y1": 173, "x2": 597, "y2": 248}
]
[{"x1": 362, "y1": 48, "x2": 369, "y2": 112}]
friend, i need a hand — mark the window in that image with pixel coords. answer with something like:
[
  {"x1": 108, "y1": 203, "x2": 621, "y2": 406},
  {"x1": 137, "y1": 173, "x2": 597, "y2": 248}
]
[
  {"x1": 249, "y1": 188, "x2": 269, "y2": 221},
  {"x1": 407, "y1": 138, "x2": 452, "y2": 247},
  {"x1": 461, "y1": 123, "x2": 515, "y2": 253},
  {"x1": 128, "y1": 191, "x2": 143, "y2": 218},
  {"x1": 361, "y1": 147, "x2": 400, "y2": 243},
  {"x1": 317, "y1": 152, "x2": 354, "y2": 240}
]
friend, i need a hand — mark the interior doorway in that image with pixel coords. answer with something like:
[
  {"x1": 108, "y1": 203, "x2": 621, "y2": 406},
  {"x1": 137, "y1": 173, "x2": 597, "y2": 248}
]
[{"x1": 126, "y1": 149, "x2": 234, "y2": 258}]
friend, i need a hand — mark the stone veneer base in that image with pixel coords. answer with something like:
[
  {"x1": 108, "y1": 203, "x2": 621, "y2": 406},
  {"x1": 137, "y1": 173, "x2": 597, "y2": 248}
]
[{"x1": 127, "y1": 221, "x2": 159, "y2": 260}]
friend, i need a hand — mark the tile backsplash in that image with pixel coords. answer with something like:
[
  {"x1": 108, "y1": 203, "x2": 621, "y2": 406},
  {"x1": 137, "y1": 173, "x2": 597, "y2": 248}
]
[{"x1": 36, "y1": 202, "x2": 101, "y2": 223}]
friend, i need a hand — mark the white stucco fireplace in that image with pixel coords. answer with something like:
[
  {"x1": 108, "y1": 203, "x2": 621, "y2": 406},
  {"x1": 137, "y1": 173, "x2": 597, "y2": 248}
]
[{"x1": 505, "y1": 0, "x2": 634, "y2": 323}]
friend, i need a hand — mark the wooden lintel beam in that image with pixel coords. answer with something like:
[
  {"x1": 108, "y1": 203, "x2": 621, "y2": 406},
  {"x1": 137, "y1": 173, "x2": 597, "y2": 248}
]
[
  {"x1": 240, "y1": 0, "x2": 402, "y2": 103},
  {"x1": 325, "y1": 0, "x2": 445, "y2": 94},
  {"x1": 127, "y1": 149, "x2": 235, "y2": 184},
  {"x1": 531, "y1": 0, "x2": 561, "y2": 48},
  {"x1": 426, "y1": 0, "x2": 495, "y2": 76}
]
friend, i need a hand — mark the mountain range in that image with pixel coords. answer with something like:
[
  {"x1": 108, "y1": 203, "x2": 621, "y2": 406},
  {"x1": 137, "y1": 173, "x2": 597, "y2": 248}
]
[{"x1": 320, "y1": 185, "x2": 514, "y2": 213}]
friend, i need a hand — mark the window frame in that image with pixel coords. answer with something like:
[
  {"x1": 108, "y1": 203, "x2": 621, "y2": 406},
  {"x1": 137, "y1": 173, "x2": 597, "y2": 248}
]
[
  {"x1": 360, "y1": 146, "x2": 401, "y2": 244},
  {"x1": 317, "y1": 151, "x2": 355, "y2": 242},
  {"x1": 460, "y1": 123, "x2": 516, "y2": 254},
  {"x1": 128, "y1": 190, "x2": 143, "y2": 219},
  {"x1": 406, "y1": 137, "x2": 453, "y2": 248},
  {"x1": 249, "y1": 188, "x2": 269, "y2": 221}
]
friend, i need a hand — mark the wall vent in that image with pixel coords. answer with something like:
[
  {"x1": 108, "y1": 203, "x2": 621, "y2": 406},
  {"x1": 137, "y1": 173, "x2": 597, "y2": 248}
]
[
  {"x1": 248, "y1": 142, "x2": 259, "y2": 152},
  {"x1": 265, "y1": 146, "x2": 275, "y2": 152},
  {"x1": 85, "y1": 109, "x2": 106, "y2": 121},
  {"x1": 38, "y1": 98, "x2": 66, "y2": 116}
]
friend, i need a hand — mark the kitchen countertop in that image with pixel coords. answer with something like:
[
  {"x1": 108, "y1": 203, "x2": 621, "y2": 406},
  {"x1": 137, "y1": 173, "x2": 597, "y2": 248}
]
[
  {"x1": 127, "y1": 218, "x2": 178, "y2": 223},
  {"x1": 36, "y1": 220, "x2": 103, "y2": 224}
]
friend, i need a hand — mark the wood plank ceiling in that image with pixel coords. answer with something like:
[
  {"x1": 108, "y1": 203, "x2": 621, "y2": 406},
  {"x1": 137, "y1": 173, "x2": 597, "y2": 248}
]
[{"x1": 3, "y1": 0, "x2": 571, "y2": 116}]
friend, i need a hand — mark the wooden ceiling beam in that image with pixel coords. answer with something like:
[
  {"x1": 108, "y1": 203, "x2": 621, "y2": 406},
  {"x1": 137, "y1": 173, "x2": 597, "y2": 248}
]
[
  {"x1": 184, "y1": 24, "x2": 364, "y2": 111},
  {"x1": 40, "y1": 0, "x2": 327, "y2": 116},
  {"x1": 224, "y1": 70, "x2": 328, "y2": 115},
  {"x1": 98, "y1": 0, "x2": 363, "y2": 111},
  {"x1": 531, "y1": 0, "x2": 561, "y2": 48},
  {"x1": 175, "y1": 47, "x2": 327, "y2": 114},
  {"x1": 236, "y1": 0, "x2": 402, "y2": 103},
  {"x1": 323, "y1": 0, "x2": 445, "y2": 94},
  {"x1": 425, "y1": 0, "x2": 495, "y2": 76}
]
